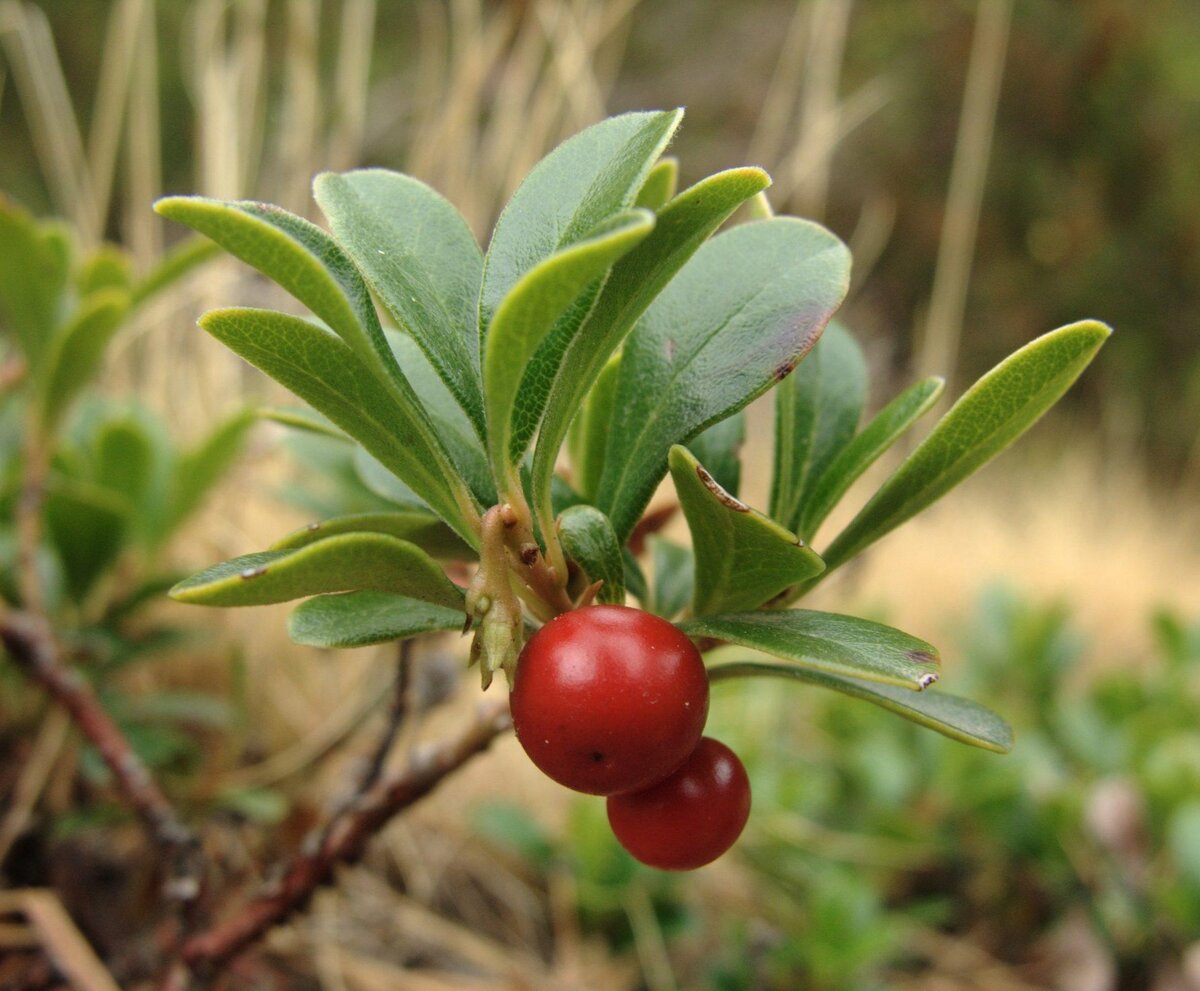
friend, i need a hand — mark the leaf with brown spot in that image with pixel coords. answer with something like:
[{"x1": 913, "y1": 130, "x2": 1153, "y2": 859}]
[{"x1": 669, "y1": 445, "x2": 824, "y2": 615}]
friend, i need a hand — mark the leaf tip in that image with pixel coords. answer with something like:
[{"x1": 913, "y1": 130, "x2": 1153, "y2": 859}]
[{"x1": 153, "y1": 196, "x2": 186, "y2": 218}]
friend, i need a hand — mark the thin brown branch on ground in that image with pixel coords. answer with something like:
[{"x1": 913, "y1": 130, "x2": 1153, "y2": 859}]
[
  {"x1": 316, "y1": 640, "x2": 414, "y2": 851},
  {"x1": 174, "y1": 700, "x2": 512, "y2": 980},
  {"x1": 0, "y1": 608, "x2": 204, "y2": 910}
]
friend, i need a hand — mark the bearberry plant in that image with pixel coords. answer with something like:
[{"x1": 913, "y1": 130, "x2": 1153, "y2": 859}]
[{"x1": 158, "y1": 109, "x2": 1109, "y2": 869}]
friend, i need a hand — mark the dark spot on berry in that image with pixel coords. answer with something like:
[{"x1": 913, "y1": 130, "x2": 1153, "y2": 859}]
[{"x1": 590, "y1": 751, "x2": 605, "y2": 763}]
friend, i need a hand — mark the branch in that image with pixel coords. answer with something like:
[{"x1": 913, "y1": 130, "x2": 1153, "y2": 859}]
[
  {"x1": 0, "y1": 609, "x2": 203, "y2": 906},
  {"x1": 176, "y1": 700, "x2": 512, "y2": 978}
]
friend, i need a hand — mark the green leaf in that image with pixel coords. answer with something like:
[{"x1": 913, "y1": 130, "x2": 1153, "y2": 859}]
[
  {"x1": 649, "y1": 537, "x2": 693, "y2": 621},
  {"x1": 557, "y1": 505, "x2": 624, "y2": 604},
  {"x1": 102, "y1": 574, "x2": 183, "y2": 622},
  {"x1": 679, "y1": 610, "x2": 940, "y2": 691},
  {"x1": 567, "y1": 352, "x2": 621, "y2": 502},
  {"x1": 818, "y1": 321, "x2": 1112, "y2": 576},
  {"x1": 161, "y1": 409, "x2": 255, "y2": 540},
  {"x1": 155, "y1": 197, "x2": 392, "y2": 378},
  {"x1": 508, "y1": 288, "x2": 604, "y2": 465},
  {"x1": 89, "y1": 407, "x2": 172, "y2": 540},
  {"x1": 387, "y1": 330, "x2": 495, "y2": 507},
  {"x1": 635, "y1": 157, "x2": 679, "y2": 210},
  {"x1": 708, "y1": 660, "x2": 1013, "y2": 753},
  {"x1": 623, "y1": 546, "x2": 648, "y2": 604},
  {"x1": 93, "y1": 416, "x2": 156, "y2": 509},
  {"x1": 479, "y1": 109, "x2": 682, "y2": 334},
  {"x1": 199, "y1": 308, "x2": 478, "y2": 544},
  {"x1": 597, "y1": 217, "x2": 851, "y2": 540},
  {"x1": 686, "y1": 411, "x2": 746, "y2": 498},
  {"x1": 769, "y1": 322, "x2": 867, "y2": 533},
  {"x1": 314, "y1": 170, "x2": 486, "y2": 436},
  {"x1": 483, "y1": 209, "x2": 654, "y2": 485},
  {"x1": 259, "y1": 406, "x2": 348, "y2": 440},
  {"x1": 669, "y1": 445, "x2": 823, "y2": 615},
  {"x1": 0, "y1": 197, "x2": 70, "y2": 368},
  {"x1": 289, "y1": 590, "x2": 465, "y2": 648},
  {"x1": 44, "y1": 478, "x2": 132, "y2": 602},
  {"x1": 271, "y1": 511, "x2": 474, "y2": 560},
  {"x1": 130, "y1": 236, "x2": 220, "y2": 306},
  {"x1": 78, "y1": 246, "x2": 132, "y2": 295},
  {"x1": 36, "y1": 289, "x2": 131, "y2": 436},
  {"x1": 798, "y1": 376, "x2": 944, "y2": 541},
  {"x1": 170, "y1": 532, "x2": 464, "y2": 610},
  {"x1": 531, "y1": 167, "x2": 772, "y2": 540},
  {"x1": 353, "y1": 447, "x2": 429, "y2": 511}
]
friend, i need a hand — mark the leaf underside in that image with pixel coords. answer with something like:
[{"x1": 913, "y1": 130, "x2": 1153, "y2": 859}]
[
  {"x1": 289, "y1": 591, "x2": 465, "y2": 648},
  {"x1": 680, "y1": 610, "x2": 940, "y2": 691},
  {"x1": 709, "y1": 660, "x2": 1013, "y2": 753},
  {"x1": 169, "y1": 532, "x2": 464, "y2": 610}
]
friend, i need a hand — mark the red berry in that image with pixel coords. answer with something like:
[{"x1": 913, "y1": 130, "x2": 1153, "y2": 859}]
[
  {"x1": 606, "y1": 737, "x2": 751, "y2": 871},
  {"x1": 509, "y1": 605, "x2": 709, "y2": 796}
]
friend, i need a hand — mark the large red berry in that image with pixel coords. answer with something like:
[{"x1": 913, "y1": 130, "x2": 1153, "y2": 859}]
[
  {"x1": 606, "y1": 737, "x2": 751, "y2": 871},
  {"x1": 509, "y1": 605, "x2": 709, "y2": 796}
]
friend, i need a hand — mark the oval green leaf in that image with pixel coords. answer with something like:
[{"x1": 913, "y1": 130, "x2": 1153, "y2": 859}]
[
  {"x1": 154, "y1": 197, "x2": 392, "y2": 378},
  {"x1": 679, "y1": 610, "x2": 940, "y2": 691},
  {"x1": 686, "y1": 412, "x2": 746, "y2": 499},
  {"x1": 708, "y1": 660, "x2": 1013, "y2": 753},
  {"x1": 818, "y1": 320, "x2": 1112, "y2": 575},
  {"x1": 649, "y1": 537, "x2": 694, "y2": 621},
  {"x1": 271, "y1": 511, "x2": 474, "y2": 561},
  {"x1": 289, "y1": 591, "x2": 465, "y2": 648},
  {"x1": 557, "y1": 505, "x2": 625, "y2": 604},
  {"x1": 479, "y1": 109, "x2": 682, "y2": 335},
  {"x1": 36, "y1": 289, "x2": 131, "y2": 436},
  {"x1": 798, "y1": 376, "x2": 944, "y2": 541},
  {"x1": 769, "y1": 322, "x2": 867, "y2": 533},
  {"x1": 387, "y1": 330, "x2": 495, "y2": 507},
  {"x1": 199, "y1": 307, "x2": 478, "y2": 544},
  {"x1": 597, "y1": 217, "x2": 851, "y2": 541},
  {"x1": 530, "y1": 167, "x2": 772, "y2": 536},
  {"x1": 483, "y1": 209, "x2": 654, "y2": 485},
  {"x1": 314, "y1": 170, "x2": 486, "y2": 436},
  {"x1": 44, "y1": 477, "x2": 132, "y2": 603},
  {"x1": 669, "y1": 445, "x2": 824, "y2": 615},
  {"x1": 635, "y1": 158, "x2": 679, "y2": 211},
  {"x1": 0, "y1": 197, "x2": 71, "y2": 369},
  {"x1": 170, "y1": 532, "x2": 464, "y2": 609}
]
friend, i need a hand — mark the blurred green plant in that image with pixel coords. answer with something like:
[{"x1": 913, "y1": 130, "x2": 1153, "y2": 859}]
[{"x1": 0, "y1": 194, "x2": 245, "y2": 790}]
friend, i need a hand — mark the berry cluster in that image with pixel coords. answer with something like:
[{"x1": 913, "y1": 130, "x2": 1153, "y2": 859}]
[{"x1": 509, "y1": 605, "x2": 751, "y2": 870}]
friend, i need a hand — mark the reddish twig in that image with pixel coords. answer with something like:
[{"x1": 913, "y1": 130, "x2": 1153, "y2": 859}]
[
  {"x1": 627, "y1": 502, "x2": 679, "y2": 558},
  {"x1": 174, "y1": 700, "x2": 512, "y2": 980},
  {"x1": 0, "y1": 609, "x2": 204, "y2": 907}
]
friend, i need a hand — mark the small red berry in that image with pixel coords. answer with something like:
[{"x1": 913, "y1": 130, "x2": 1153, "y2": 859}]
[
  {"x1": 509, "y1": 605, "x2": 709, "y2": 795},
  {"x1": 606, "y1": 737, "x2": 751, "y2": 871}
]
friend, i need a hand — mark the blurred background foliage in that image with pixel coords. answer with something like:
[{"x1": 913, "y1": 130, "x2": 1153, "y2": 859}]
[{"x1": 2, "y1": 1, "x2": 1200, "y2": 989}]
